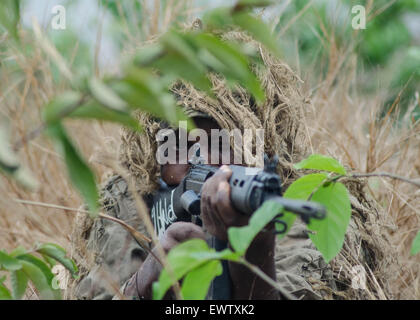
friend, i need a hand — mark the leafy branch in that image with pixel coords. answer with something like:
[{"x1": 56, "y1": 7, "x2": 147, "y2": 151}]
[
  {"x1": 0, "y1": 243, "x2": 77, "y2": 300},
  {"x1": 290, "y1": 154, "x2": 420, "y2": 257}
]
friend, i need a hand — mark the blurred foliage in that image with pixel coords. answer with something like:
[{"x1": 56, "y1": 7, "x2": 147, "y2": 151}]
[
  {"x1": 0, "y1": 243, "x2": 77, "y2": 300},
  {"x1": 0, "y1": 0, "x2": 358, "y2": 299},
  {"x1": 49, "y1": 29, "x2": 93, "y2": 82},
  {"x1": 277, "y1": 0, "x2": 420, "y2": 117}
]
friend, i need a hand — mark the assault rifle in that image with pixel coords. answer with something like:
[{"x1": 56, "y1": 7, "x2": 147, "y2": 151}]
[{"x1": 149, "y1": 155, "x2": 326, "y2": 299}]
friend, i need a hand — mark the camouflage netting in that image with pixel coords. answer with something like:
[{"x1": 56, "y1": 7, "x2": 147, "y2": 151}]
[
  {"x1": 119, "y1": 30, "x2": 306, "y2": 195},
  {"x1": 70, "y1": 25, "x2": 398, "y2": 300}
]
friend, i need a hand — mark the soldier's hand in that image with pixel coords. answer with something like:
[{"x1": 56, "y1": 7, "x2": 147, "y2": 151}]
[
  {"x1": 200, "y1": 165, "x2": 248, "y2": 241},
  {"x1": 125, "y1": 222, "x2": 205, "y2": 299},
  {"x1": 160, "y1": 222, "x2": 206, "y2": 252}
]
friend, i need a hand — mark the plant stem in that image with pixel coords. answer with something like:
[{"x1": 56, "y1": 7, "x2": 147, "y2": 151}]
[
  {"x1": 349, "y1": 172, "x2": 420, "y2": 188},
  {"x1": 239, "y1": 258, "x2": 296, "y2": 300}
]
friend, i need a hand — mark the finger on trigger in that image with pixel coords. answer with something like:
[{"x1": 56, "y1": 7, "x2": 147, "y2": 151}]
[{"x1": 219, "y1": 165, "x2": 232, "y2": 179}]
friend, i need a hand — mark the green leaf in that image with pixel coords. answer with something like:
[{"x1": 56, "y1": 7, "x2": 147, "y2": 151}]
[
  {"x1": 228, "y1": 200, "x2": 284, "y2": 255},
  {"x1": 19, "y1": 260, "x2": 58, "y2": 300},
  {"x1": 0, "y1": 250, "x2": 22, "y2": 271},
  {"x1": 36, "y1": 243, "x2": 78, "y2": 276},
  {"x1": 16, "y1": 254, "x2": 55, "y2": 285},
  {"x1": 17, "y1": 254, "x2": 61, "y2": 299},
  {"x1": 0, "y1": 118, "x2": 38, "y2": 190},
  {"x1": 43, "y1": 91, "x2": 83, "y2": 124},
  {"x1": 46, "y1": 122, "x2": 99, "y2": 217},
  {"x1": 0, "y1": 282, "x2": 12, "y2": 300},
  {"x1": 114, "y1": 68, "x2": 194, "y2": 129},
  {"x1": 11, "y1": 269, "x2": 28, "y2": 300},
  {"x1": 235, "y1": 0, "x2": 275, "y2": 8},
  {"x1": 153, "y1": 239, "x2": 210, "y2": 300},
  {"x1": 40, "y1": 255, "x2": 57, "y2": 268},
  {"x1": 152, "y1": 239, "x2": 236, "y2": 300},
  {"x1": 68, "y1": 99, "x2": 142, "y2": 133},
  {"x1": 88, "y1": 78, "x2": 128, "y2": 112},
  {"x1": 202, "y1": 7, "x2": 233, "y2": 31},
  {"x1": 194, "y1": 33, "x2": 265, "y2": 104},
  {"x1": 43, "y1": 92, "x2": 142, "y2": 133},
  {"x1": 9, "y1": 246, "x2": 26, "y2": 258},
  {"x1": 232, "y1": 11, "x2": 281, "y2": 57},
  {"x1": 294, "y1": 154, "x2": 347, "y2": 175},
  {"x1": 134, "y1": 43, "x2": 165, "y2": 66},
  {"x1": 308, "y1": 182, "x2": 351, "y2": 263},
  {"x1": 0, "y1": 118, "x2": 19, "y2": 171},
  {"x1": 12, "y1": 166, "x2": 39, "y2": 191},
  {"x1": 279, "y1": 173, "x2": 328, "y2": 240},
  {"x1": 0, "y1": 0, "x2": 20, "y2": 41},
  {"x1": 151, "y1": 31, "x2": 214, "y2": 95},
  {"x1": 410, "y1": 231, "x2": 420, "y2": 255},
  {"x1": 181, "y1": 260, "x2": 222, "y2": 300},
  {"x1": 189, "y1": 249, "x2": 240, "y2": 262}
]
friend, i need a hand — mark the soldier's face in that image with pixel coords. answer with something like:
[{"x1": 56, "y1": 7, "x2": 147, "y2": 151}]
[{"x1": 161, "y1": 117, "x2": 235, "y2": 186}]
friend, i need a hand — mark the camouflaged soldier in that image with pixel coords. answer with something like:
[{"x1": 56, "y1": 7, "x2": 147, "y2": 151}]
[{"x1": 69, "y1": 30, "x2": 391, "y2": 301}]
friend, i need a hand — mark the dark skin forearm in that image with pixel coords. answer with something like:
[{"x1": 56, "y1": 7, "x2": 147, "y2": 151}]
[
  {"x1": 123, "y1": 222, "x2": 206, "y2": 300},
  {"x1": 228, "y1": 225, "x2": 279, "y2": 300},
  {"x1": 200, "y1": 166, "x2": 280, "y2": 300},
  {"x1": 123, "y1": 247, "x2": 162, "y2": 299}
]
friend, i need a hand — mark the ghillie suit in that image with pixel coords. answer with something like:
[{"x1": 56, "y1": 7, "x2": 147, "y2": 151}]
[{"x1": 68, "y1": 29, "x2": 396, "y2": 300}]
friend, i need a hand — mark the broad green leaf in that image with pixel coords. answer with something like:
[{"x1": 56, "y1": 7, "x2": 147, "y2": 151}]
[
  {"x1": 16, "y1": 254, "x2": 55, "y2": 285},
  {"x1": 153, "y1": 53, "x2": 213, "y2": 96},
  {"x1": 161, "y1": 30, "x2": 205, "y2": 73},
  {"x1": 308, "y1": 182, "x2": 351, "y2": 263},
  {"x1": 11, "y1": 269, "x2": 28, "y2": 300},
  {"x1": 17, "y1": 254, "x2": 61, "y2": 299},
  {"x1": 0, "y1": 251, "x2": 22, "y2": 271},
  {"x1": 228, "y1": 201, "x2": 284, "y2": 255},
  {"x1": 150, "y1": 31, "x2": 214, "y2": 96},
  {"x1": 152, "y1": 239, "x2": 235, "y2": 300},
  {"x1": 0, "y1": 119, "x2": 19, "y2": 171},
  {"x1": 36, "y1": 243, "x2": 78, "y2": 276},
  {"x1": 202, "y1": 7, "x2": 233, "y2": 31},
  {"x1": 134, "y1": 43, "x2": 165, "y2": 66},
  {"x1": 40, "y1": 255, "x2": 57, "y2": 269},
  {"x1": 232, "y1": 11, "x2": 281, "y2": 58},
  {"x1": 46, "y1": 123, "x2": 98, "y2": 217},
  {"x1": 181, "y1": 260, "x2": 222, "y2": 300},
  {"x1": 410, "y1": 231, "x2": 420, "y2": 255},
  {"x1": 19, "y1": 260, "x2": 58, "y2": 300},
  {"x1": 68, "y1": 99, "x2": 142, "y2": 133},
  {"x1": 43, "y1": 91, "x2": 83, "y2": 124},
  {"x1": 88, "y1": 78, "x2": 128, "y2": 112},
  {"x1": 43, "y1": 92, "x2": 141, "y2": 133},
  {"x1": 294, "y1": 154, "x2": 347, "y2": 175},
  {"x1": 0, "y1": 0, "x2": 20, "y2": 40},
  {"x1": 278, "y1": 173, "x2": 328, "y2": 240},
  {"x1": 153, "y1": 239, "x2": 211, "y2": 300},
  {"x1": 0, "y1": 118, "x2": 38, "y2": 190},
  {"x1": 0, "y1": 283, "x2": 12, "y2": 300},
  {"x1": 235, "y1": 0, "x2": 275, "y2": 8},
  {"x1": 114, "y1": 68, "x2": 194, "y2": 129},
  {"x1": 189, "y1": 249, "x2": 240, "y2": 262},
  {"x1": 194, "y1": 33, "x2": 265, "y2": 104},
  {"x1": 9, "y1": 246, "x2": 26, "y2": 258},
  {"x1": 12, "y1": 166, "x2": 39, "y2": 190}
]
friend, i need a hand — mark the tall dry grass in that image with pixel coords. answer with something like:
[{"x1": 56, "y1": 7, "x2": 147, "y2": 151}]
[
  {"x1": 297, "y1": 29, "x2": 420, "y2": 298},
  {"x1": 0, "y1": 0, "x2": 419, "y2": 299}
]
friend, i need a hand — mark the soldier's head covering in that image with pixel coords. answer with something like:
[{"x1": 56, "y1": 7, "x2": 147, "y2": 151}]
[{"x1": 120, "y1": 29, "x2": 308, "y2": 194}]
